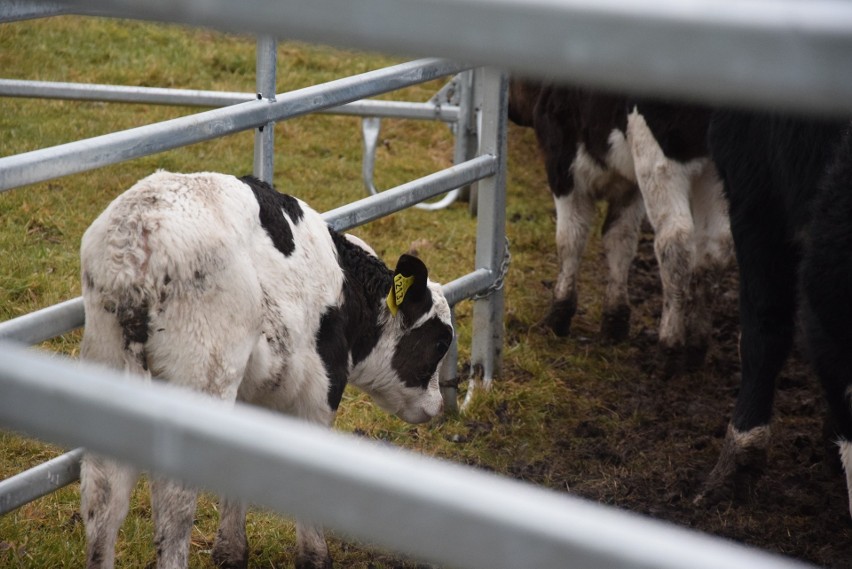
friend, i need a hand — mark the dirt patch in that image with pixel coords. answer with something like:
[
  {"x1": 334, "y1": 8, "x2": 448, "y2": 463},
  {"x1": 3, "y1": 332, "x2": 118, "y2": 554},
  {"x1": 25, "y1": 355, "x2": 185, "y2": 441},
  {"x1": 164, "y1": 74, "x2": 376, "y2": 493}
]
[{"x1": 506, "y1": 232, "x2": 852, "y2": 568}]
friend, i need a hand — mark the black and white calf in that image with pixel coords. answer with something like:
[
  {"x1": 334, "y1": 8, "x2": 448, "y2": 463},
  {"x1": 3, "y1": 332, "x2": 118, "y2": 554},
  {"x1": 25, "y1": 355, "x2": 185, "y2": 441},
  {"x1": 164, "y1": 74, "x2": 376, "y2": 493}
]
[
  {"x1": 698, "y1": 111, "x2": 852, "y2": 509},
  {"x1": 509, "y1": 80, "x2": 732, "y2": 375},
  {"x1": 78, "y1": 171, "x2": 453, "y2": 568}
]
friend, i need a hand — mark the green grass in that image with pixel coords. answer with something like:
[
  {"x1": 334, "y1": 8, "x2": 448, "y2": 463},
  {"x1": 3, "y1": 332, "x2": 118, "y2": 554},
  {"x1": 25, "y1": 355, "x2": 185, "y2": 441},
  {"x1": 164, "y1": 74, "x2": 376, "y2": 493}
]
[{"x1": 0, "y1": 15, "x2": 637, "y2": 568}]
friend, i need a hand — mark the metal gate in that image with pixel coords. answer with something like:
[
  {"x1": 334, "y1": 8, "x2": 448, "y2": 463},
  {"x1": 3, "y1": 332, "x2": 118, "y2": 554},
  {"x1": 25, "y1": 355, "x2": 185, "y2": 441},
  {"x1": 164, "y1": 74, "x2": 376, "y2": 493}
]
[{"x1": 2, "y1": 0, "x2": 845, "y2": 568}]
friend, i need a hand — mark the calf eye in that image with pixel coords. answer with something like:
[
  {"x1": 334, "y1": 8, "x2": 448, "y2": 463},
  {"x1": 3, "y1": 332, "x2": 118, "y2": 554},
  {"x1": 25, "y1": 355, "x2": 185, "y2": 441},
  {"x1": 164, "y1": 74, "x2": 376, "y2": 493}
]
[{"x1": 436, "y1": 339, "x2": 451, "y2": 355}]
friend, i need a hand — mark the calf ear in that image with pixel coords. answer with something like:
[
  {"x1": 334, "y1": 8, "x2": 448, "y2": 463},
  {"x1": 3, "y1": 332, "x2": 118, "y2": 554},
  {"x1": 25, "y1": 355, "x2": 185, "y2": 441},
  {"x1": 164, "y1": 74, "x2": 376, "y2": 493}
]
[{"x1": 387, "y1": 254, "x2": 430, "y2": 323}]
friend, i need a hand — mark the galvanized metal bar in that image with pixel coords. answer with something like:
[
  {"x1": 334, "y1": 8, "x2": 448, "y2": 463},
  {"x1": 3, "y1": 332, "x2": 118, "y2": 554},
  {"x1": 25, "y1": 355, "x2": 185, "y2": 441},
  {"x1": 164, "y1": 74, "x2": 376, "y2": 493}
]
[
  {"x1": 0, "y1": 80, "x2": 460, "y2": 121},
  {"x1": 0, "y1": 297, "x2": 85, "y2": 345},
  {"x1": 323, "y1": 154, "x2": 497, "y2": 232},
  {"x1": 253, "y1": 35, "x2": 277, "y2": 183},
  {"x1": 0, "y1": 448, "x2": 84, "y2": 515},
  {"x1": 0, "y1": 58, "x2": 468, "y2": 192},
  {"x1": 0, "y1": 79, "x2": 251, "y2": 106},
  {"x1": 465, "y1": 68, "x2": 508, "y2": 407},
  {"x1": 442, "y1": 268, "x2": 494, "y2": 307},
  {"x1": 336, "y1": 99, "x2": 458, "y2": 122},
  {"x1": 0, "y1": 342, "x2": 815, "y2": 569},
  {"x1": 57, "y1": 0, "x2": 852, "y2": 116},
  {"x1": 452, "y1": 70, "x2": 477, "y2": 207},
  {"x1": 0, "y1": 0, "x2": 71, "y2": 22},
  {"x1": 438, "y1": 308, "x2": 460, "y2": 414}
]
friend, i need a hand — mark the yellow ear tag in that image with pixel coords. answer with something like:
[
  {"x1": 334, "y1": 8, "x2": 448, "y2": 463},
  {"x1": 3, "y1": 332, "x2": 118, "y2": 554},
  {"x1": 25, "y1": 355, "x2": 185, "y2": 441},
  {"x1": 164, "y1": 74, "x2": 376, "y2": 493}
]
[{"x1": 386, "y1": 273, "x2": 415, "y2": 316}]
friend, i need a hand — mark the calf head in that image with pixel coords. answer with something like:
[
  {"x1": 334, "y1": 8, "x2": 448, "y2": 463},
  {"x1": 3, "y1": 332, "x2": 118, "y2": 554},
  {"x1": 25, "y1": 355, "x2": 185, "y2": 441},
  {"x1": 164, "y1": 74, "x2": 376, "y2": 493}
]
[{"x1": 353, "y1": 254, "x2": 453, "y2": 424}]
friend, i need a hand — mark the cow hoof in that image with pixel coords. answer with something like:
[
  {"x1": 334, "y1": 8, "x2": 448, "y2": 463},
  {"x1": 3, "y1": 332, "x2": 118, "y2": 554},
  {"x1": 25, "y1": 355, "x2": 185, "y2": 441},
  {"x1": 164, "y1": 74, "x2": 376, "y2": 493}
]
[
  {"x1": 684, "y1": 342, "x2": 709, "y2": 373},
  {"x1": 295, "y1": 552, "x2": 333, "y2": 569},
  {"x1": 543, "y1": 298, "x2": 577, "y2": 337},
  {"x1": 600, "y1": 305, "x2": 631, "y2": 343},
  {"x1": 694, "y1": 424, "x2": 770, "y2": 506},
  {"x1": 657, "y1": 344, "x2": 687, "y2": 379},
  {"x1": 212, "y1": 539, "x2": 248, "y2": 569}
]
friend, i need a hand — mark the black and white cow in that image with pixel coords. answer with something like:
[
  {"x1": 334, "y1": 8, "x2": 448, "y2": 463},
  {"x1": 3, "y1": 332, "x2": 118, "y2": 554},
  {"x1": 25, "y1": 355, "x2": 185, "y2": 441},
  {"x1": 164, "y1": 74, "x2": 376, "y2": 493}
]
[
  {"x1": 509, "y1": 80, "x2": 732, "y2": 376},
  {"x1": 698, "y1": 111, "x2": 852, "y2": 510},
  {"x1": 78, "y1": 171, "x2": 453, "y2": 569}
]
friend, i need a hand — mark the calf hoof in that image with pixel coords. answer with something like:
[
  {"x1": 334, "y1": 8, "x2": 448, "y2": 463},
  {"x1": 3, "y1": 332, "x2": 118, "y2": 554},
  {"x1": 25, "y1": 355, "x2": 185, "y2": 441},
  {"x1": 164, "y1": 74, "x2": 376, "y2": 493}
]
[
  {"x1": 543, "y1": 297, "x2": 577, "y2": 337},
  {"x1": 212, "y1": 534, "x2": 248, "y2": 569},
  {"x1": 684, "y1": 342, "x2": 709, "y2": 374},
  {"x1": 694, "y1": 424, "x2": 770, "y2": 505},
  {"x1": 657, "y1": 344, "x2": 687, "y2": 379},
  {"x1": 296, "y1": 552, "x2": 333, "y2": 569},
  {"x1": 600, "y1": 305, "x2": 631, "y2": 344}
]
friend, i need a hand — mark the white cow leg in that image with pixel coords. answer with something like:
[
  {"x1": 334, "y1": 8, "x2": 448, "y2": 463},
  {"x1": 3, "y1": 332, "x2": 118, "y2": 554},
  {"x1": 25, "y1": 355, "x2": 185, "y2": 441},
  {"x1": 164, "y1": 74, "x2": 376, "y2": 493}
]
[
  {"x1": 81, "y1": 454, "x2": 138, "y2": 569},
  {"x1": 599, "y1": 186, "x2": 644, "y2": 343},
  {"x1": 546, "y1": 186, "x2": 596, "y2": 336},
  {"x1": 295, "y1": 522, "x2": 332, "y2": 569},
  {"x1": 151, "y1": 477, "x2": 198, "y2": 569},
  {"x1": 628, "y1": 109, "x2": 696, "y2": 377},
  {"x1": 213, "y1": 498, "x2": 248, "y2": 569}
]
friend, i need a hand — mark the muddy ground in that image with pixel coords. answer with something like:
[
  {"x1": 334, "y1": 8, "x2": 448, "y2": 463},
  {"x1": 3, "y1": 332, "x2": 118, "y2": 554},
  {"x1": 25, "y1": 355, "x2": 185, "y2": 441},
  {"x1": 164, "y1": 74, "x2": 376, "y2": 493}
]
[{"x1": 493, "y1": 231, "x2": 852, "y2": 568}]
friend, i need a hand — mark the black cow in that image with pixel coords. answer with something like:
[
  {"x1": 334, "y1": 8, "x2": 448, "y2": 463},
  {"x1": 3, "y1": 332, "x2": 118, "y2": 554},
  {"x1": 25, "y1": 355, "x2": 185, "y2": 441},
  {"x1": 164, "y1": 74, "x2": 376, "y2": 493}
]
[{"x1": 698, "y1": 111, "x2": 852, "y2": 512}]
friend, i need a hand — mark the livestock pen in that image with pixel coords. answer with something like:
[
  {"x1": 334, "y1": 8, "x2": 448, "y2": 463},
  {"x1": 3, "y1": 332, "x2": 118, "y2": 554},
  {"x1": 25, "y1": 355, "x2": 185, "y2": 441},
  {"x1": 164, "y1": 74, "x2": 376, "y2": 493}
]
[{"x1": 2, "y1": 1, "x2": 852, "y2": 568}]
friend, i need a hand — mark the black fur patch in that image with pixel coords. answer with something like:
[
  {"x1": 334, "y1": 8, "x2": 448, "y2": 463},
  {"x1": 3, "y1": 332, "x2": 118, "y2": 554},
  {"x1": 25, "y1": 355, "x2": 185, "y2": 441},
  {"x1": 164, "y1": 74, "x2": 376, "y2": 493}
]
[
  {"x1": 116, "y1": 299, "x2": 149, "y2": 372},
  {"x1": 391, "y1": 316, "x2": 453, "y2": 389},
  {"x1": 316, "y1": 306, "x2": 348, "y2": 411},
  {"x1": 313, "y1": 230, "x2": 395, "y2": 409},
  {"x1": 508, "y1": 81, "x2": 628, "y2": 198},
  {"x1": 240, "y1": 175, "x2": 304, "y2": 256},
  {"x1": 117, "y1": 300, "x2": 149, "y2": 347},
  {"x1": 329, "y1": 229, "x2": 392, "y2": 366}
]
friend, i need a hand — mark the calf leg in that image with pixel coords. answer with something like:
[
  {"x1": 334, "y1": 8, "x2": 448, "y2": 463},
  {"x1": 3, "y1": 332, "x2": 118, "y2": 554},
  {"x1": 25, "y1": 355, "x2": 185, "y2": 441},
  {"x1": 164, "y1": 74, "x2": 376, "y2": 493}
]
[
  {"x1": 296, "y1": 523, "x2": 332, "y2": 569},
  {"x1": 599, "y1": 185, "x2": 644, "y2": 343},
  {"x1": 151, "y1": 478, "x2": 197, "y2": 569},
  {"x1": 546, "y1": 170, "x2": 597, "y2": 336},
  {"x1": 80, "y1": 302, "x2": 142, "y2": 569},
  {"x1": 292, "y1": 404, "x2": 337, "y2": 568},
  {"x1": 212, "y1": 499, "x2": 248, "y2": 568},
  {"x1": 81, "y1": 455, "x2": 138, "y2": 569},
  {"x1": 233, "y1": 382, "x2": 337, "y2": 568},
  {"x1": 627, "y1": 110, "x2": 696, "y2": 377}
]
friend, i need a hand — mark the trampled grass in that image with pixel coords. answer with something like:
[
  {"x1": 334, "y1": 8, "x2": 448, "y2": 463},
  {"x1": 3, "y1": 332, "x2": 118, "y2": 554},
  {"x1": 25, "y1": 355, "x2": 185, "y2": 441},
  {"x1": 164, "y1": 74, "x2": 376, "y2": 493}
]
[{"x1": 0, "y1": 15, "x2": 637, "y2": 568}]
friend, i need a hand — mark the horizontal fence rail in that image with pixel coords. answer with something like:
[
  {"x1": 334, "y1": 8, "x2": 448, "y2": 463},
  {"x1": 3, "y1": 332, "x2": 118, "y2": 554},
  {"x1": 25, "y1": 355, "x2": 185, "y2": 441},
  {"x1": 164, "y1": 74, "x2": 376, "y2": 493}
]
[
  {"x1": 0, "y1": 448, "x2": 83, "y2": 515},
  {"x1": 0, "y1": 342, "x2": 816, "y2": 569},
  {"x1": 0, "y1": 0, "x2": 71, "y2": 22},
  {"x1": 0, "y1": 58, "x2": 468, "y2": 192},
  {"x1": 59, "y1": 0, "x2": 852, "y2": 116},
  {"x1": 0, "y1": 297, "x2": 85, "y2": 346},
  {"x1": 0, "y1": 79, "x2": 461, "y2": 121}
]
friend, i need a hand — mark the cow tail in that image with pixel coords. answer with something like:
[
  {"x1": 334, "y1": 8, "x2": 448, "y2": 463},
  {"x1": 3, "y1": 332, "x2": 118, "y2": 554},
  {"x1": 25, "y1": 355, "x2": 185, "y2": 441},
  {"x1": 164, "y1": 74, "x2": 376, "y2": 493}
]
[{"x1": 105, "y1": 216, "x2": 154, "y2": 381}]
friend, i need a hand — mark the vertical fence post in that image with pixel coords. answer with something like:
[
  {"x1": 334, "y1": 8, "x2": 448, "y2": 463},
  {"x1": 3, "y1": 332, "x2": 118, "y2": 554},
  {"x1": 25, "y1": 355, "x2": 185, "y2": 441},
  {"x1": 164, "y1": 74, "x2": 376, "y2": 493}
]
[
  {"x1": 453, "y1": 70, "x2": 478, "y2": 212},
  {"x1": 253, "y1": 35, "x2": 277, "y2": 182},
  {"x1": 464, "y1": 67, "x2": 508, "y2": 408},
  {"x1": 439, "y1": 309, "x2": 460, "y2": 414}
]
